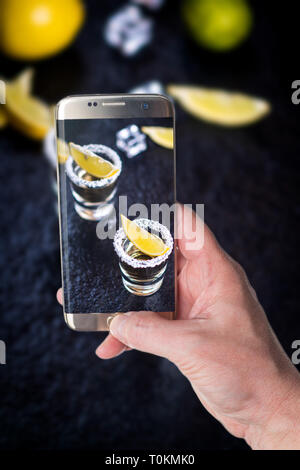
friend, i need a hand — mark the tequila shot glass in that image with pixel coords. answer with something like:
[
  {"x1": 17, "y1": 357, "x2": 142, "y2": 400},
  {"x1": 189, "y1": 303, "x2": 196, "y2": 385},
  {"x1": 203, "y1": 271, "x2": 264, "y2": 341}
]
[
  {"x1": 113, "y1": 218, "x2": 173, "y2": 296},
  {"x1": 66, "y1": 144, "x2": 122, "y2": 221}
]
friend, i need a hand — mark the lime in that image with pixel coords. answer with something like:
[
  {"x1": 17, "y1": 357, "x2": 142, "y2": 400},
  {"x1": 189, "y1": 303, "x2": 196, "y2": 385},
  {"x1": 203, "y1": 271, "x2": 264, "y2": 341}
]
[{"x1": 182, "y1": 0, "x2": 253, "y2": 51}]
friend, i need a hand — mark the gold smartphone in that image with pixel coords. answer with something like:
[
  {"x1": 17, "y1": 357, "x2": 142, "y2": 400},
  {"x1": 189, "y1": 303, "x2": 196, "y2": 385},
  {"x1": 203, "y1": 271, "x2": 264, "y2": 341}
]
[{"x1": 56, "y1": 94, "x2": 176, "y2": 331}]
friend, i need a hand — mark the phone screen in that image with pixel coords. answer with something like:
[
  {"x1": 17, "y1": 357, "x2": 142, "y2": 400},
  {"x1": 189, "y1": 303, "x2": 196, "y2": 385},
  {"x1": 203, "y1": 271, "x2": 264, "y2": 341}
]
[{"x1": 57, "y1": 115, "x2": 175, "y2": 314}]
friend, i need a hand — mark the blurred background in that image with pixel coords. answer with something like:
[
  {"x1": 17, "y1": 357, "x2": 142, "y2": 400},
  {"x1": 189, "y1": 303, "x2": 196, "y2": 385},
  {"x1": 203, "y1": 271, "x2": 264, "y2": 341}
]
[{"x1": 0, "y1": 0, "x2": 299, "y2": 451}]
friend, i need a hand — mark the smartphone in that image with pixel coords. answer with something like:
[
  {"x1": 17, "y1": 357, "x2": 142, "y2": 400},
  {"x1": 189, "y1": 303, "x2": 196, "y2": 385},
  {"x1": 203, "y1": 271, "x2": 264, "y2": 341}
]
[{"x1": 56, "y1": 94, "x2": 176, "y2": 331}]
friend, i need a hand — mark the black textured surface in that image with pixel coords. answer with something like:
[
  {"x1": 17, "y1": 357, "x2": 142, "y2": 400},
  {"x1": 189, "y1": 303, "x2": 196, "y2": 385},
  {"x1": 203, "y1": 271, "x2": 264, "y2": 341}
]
[
  {"x1": 59, "y1": 117, "x2": 175, "y2": 313},
  {"x1": 0, "y1": 0, "x2": 299, "y2": 451}
]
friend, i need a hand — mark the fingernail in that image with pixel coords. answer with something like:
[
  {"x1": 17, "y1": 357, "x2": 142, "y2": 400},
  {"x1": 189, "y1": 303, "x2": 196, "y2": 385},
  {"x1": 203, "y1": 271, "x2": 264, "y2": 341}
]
[
  {"x1": 95, "y1": 343, "x2": 104, "y2": 357},
  {"x1": 109, "y1": 312, "x2": 132, "y2": 340}
]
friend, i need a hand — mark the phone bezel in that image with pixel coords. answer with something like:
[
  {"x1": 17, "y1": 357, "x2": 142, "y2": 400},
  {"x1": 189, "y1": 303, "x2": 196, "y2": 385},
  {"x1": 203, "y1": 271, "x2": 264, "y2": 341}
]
[{"x1": 56, "y1": 94, "x2": 177, "y2": 331}]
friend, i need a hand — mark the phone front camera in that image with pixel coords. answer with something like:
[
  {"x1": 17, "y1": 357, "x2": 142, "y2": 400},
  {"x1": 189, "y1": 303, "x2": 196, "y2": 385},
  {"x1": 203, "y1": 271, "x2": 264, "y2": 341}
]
[
  {"x1": 88, "y1": 102, "x2": 92, "y2": 107},
  {"x1": 93, "y1": 102, "x2": 98, "y2": 107}
]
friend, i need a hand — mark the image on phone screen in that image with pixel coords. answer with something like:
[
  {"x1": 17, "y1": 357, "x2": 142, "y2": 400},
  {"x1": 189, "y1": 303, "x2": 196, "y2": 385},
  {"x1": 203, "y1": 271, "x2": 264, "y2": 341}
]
[{"x1": 57, "y1": 116, "x2": 175, "y2": 314}]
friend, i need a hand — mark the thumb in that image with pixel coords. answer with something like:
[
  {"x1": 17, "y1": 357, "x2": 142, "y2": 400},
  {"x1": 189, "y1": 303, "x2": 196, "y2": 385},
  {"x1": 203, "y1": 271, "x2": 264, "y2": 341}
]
[{"x1": 109, "y1": 311, "x2": 196, "y2": 362}]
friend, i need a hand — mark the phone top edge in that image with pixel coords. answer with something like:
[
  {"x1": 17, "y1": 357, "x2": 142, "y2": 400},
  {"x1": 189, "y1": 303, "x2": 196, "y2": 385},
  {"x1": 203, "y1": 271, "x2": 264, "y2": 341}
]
[{"x1": 56, "y1": 94, "x2": 174, "y2": 120}]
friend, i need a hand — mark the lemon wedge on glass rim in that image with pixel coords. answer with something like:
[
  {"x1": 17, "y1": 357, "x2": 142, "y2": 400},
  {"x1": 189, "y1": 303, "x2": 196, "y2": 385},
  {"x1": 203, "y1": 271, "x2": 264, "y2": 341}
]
[
  {"x1": 121, "y1": 214, "x2": 170, "y2": 258},
  {"x1": 69, "y1": 142, "x2": 119, "y2": 179},
  {"x1": 141, "y1": 126, "x2": 173, "y2": 149},
  {"x1": 167, "y1": 85, "x2": 270, "y2": 126}
]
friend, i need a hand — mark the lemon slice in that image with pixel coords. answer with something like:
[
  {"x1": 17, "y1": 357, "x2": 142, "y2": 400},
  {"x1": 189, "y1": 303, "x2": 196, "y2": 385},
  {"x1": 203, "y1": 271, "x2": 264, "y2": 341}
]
[
  {"x1": 167, "y1": 85, "x2": 270, "y2": 126},
  {"x1": 141, "y1": 126, "x2": 173, "y2": 149},
  {"x1": 0, "y1": 110, "x2": 7, "y2": 129},
  {"x1": 0, "y1": 68, "x2": 34, "y2": 96},
  {"x1": 50, "y1": 104, "x2": 56, "y2": 128},
  {"x1": 69, "y1": 142, "x2": 119, "y2": 179},
  {"x1": 57, "y1": 139, "x2": 69, "y2": 164},
  {"x1": 5, "y1": 82, "x2": 51, "y2": 140},
  {"x1": 121, "y1": 215, "x2": 169, "y2": 258},
  {"x1": 13, "y1": 68, "x2": 34, "y2": 95},
  {"x1": 0, "y1": 68, "x2": 34, "y2": 129}
]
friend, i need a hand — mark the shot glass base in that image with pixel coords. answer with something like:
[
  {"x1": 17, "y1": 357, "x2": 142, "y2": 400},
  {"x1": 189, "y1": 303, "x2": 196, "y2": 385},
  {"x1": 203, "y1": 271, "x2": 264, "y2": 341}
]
[
  {"x1": 121, "y1": 276, "x2": 164, "y2": 296},
  {"x1": 74, "y1": 201, "x2": 115, "y2": 221},
  {"x1": 72, "y1": 186, "x2": 117, "y2": 221}
]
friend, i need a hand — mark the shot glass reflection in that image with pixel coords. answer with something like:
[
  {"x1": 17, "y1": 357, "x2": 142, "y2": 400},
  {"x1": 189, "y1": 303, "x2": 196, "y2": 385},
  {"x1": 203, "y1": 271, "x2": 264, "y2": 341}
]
[{"x1": 66, "y1": 144, "x2": 122, "y2": 221}]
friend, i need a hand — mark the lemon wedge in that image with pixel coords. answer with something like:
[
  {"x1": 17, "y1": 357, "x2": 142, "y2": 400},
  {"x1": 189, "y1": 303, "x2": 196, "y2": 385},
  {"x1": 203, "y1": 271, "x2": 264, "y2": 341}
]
[
  {"x1": 121, "y1": 215, "x2": 169, "y2": 258},
  {"x1": 5, "y1": 79, "x2": 51, "y2": 140},
  {"x1": 57, "y1": 139, "x2": 69, "y2": 164},
  {"x1": 0, "y1": 75, "x2": 7, "y2": 127},
  {"x1": 167, "y1": 85, "x2": 270, "y2": 126},
  {"x1": 0, "y1": 110, "x2": 7, "y2": 128},
  {"x1": 0, "y1": 68, "x2": 34, "y2": 96},
  {"x1": 69, "y1": 142, "x2": 119, "y2": 179},
  {"x1": 0, "y1": 68, "x2": 34, "y2": 129},
  {"x1": 50, "y1": 104, "x2": 56, "y2": 128},
  {"x1": 141, "y1": 126, "x2": 174, "y2": 149},
  {"x1": 13, "y1": 68, "x2": 34, "y2": 95}
]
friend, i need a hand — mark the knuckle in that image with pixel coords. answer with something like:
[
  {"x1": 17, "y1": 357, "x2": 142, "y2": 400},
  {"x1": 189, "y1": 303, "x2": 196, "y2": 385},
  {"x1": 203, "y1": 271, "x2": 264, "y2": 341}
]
[{"x1": 233, "y1": 259, "x2": 246, "y2": 278}]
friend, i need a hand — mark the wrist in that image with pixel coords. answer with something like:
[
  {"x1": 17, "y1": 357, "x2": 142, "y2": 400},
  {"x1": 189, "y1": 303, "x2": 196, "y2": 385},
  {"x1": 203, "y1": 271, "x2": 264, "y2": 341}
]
[{"x1": 245, "y1": 372, "x2": 300, "y2": 450}]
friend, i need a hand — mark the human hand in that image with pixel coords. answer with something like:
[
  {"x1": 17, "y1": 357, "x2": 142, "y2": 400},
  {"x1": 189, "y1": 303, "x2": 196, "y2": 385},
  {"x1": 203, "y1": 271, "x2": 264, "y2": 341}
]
[{"x1": 57, "y1": 205, "x2": 300, "y2": 449}]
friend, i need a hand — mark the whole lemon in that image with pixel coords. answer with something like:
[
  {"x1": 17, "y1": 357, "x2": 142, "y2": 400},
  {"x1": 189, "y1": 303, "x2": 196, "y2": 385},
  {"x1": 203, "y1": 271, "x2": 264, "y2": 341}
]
[
  {"x1": 182, "y1": 0, "x2": 253, "y2": 51},
  {"x1": 0, "y1": 0, "x2": 85, "y2": 60}
]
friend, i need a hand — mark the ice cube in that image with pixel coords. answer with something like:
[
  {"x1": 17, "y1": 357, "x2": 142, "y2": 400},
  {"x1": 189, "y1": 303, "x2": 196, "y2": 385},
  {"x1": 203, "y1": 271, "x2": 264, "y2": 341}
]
[
  {"x1": 129, "y1": 80, "x2": 164, "y2": 95},
  {"x1": 104, "y1": 5, "x2": 153, "y2": 57},
  {"x1": 132, "y1": 0, "x2": 165, "y2": 10},
  {"x1": 116, "y1": 124, "x2": 147, "y2": 158}
]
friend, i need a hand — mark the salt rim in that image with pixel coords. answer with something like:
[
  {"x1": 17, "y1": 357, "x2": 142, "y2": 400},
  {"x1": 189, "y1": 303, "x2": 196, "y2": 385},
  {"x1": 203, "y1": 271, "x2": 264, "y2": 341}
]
[
  {"x1": 66, "y1": 144, "x2": 122, "y2": 188},
  {"x1": 113, "y1": 218, "x2": 173, "y2": 269}
]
